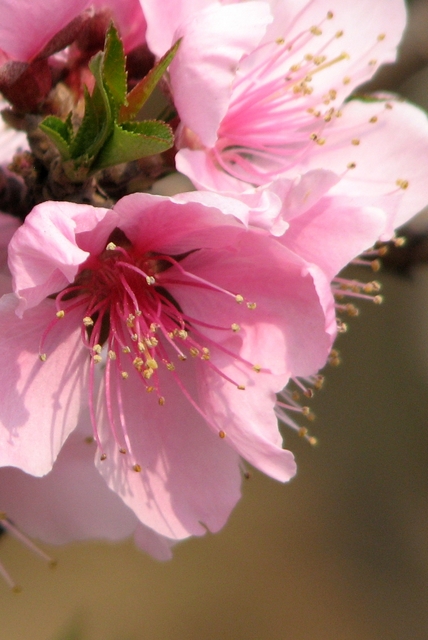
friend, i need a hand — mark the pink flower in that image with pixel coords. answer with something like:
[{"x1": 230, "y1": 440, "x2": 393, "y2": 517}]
[
  {"x1": 145, "y1": 0, "x2": 428, "y2": 225},
  {"x1": 0, "y1": 192, "x2": 333, "y2": 540}
]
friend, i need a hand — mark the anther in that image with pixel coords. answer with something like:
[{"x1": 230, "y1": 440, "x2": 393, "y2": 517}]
[
  {"x1": 377, "y1": 33, "x2": 386, "y2": 41},
  {"x1": 93, "y1": 344, "x2": 102, "y2": 354},
  {"x1": 133, "y1": 464, "x2": 142, "y2": 472},
  {"x1": 347, "y1": 162, "x2": 357, "y2": 169},
  {"x1": 310, "y1": 26, "x2": 322, "y2": 35},
  {"x1": 351, "y1": 139, "x2": 360, "y2": 146},
  {"x1": 119, "y1": 448, "x2": 126, "y2": 454},
  {"x1": 158, "y1": 397, "x2": 165, "y2": 406},
  {"x1": 83, "y1": 316, "x2": 94, "y2": 327},
  {"x1": 231, "y1": 323, "x2": 240, "y2": 332},
  {"x1": 56, "y1": 310, "x2": 65, "y2": 319},
  {"x1": 123, "y1": 346, "x2": 131, "y2": 354},
  {"x1": 100, "y1": 453, "x2": 107, "y2": 461},
  {"x1": 396, "y1": 179, "x2": 409, "y2": 190},
  {"x1": 235, "y1": 294, "x2": 244, "y2": 303},
  {"x1": 219, "y1": 430, "x2": 226, "y2": 438},
  {"x1": 327, "y1": 10, "x2": 334, "y2": 18},
  {"x1": 335, "y1": 30, "x2": 344, "y2": 38},
  {"x1": 253, "y1": 364, "x2": 261, "y2": 373},
  {"x1": 108, "y1": 350, "x2": 116, "y2": 360},
  {"x1": 39, "y1": 353, "x2": 47, "y2": 362},
  {"x1": 106, "y1": 242, "x2": 117, "y2": 250},
  {"x1": 247, "y1": 302, "x2": 257, "y2": 310},
  {"x1": 121, "y1": 371, "x2": 129, "y2": 379},
  {"x1": 93, "y1": 354, "x2": 102, "y2": 363},
  {"x1": 237, "y1": 385, "x2": 246, "y2": 390},
  {"x1": 146, "y1": 276, "x2": 155, "y2": 285},
  {"x1": 370, "y1": 116, "x2": 378, "y2": 123}
]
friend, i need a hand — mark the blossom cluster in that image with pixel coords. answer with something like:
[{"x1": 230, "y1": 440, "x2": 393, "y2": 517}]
[{"x1": 0, "y1": 0, "x2": 427, "y2": 587}]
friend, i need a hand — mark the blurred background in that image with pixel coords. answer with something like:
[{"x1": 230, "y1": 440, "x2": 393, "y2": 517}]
[{"x1": 2, "y1": 1, "x2": 428, "y2": 638}]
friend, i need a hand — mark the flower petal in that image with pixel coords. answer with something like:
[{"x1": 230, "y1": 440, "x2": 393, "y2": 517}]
[{"x1": 0, "y1": 295, "x2": 88, "y2": 476}]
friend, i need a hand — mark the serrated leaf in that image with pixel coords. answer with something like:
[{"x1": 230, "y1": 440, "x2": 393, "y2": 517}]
[
  {"x1": 69, "y1": 86, "x2": 101, "y2": 160},
  {"x1": 119, "y1": 39, "x2": 181, "y2": 123},
  {"x1": 102, "y1": 23, "x2": 127, "y2": 109},
  {"x1": 39, "y1": 115, "x2": 72, "y2": 159},
  {"x1": 92, "y1": 120, "x2": 174, "y2": 170}
]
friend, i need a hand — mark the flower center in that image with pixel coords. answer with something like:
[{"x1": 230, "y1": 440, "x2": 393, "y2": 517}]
[{"x1": 39, "y1": 230, "x2": 258, "y2": 465}]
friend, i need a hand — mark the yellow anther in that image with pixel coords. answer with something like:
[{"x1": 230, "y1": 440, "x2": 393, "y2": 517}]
[
  {"x1": 373, "y1": 295, "x2": 383, "y2": 305},
  {"x1": 56, "y1": 310, "x2": 65, "y2": 319},
  {"x1": 93, "y1": 354, "x2": 102, "y2": 364},
  {"x1": 190, "y1": 347, "x2": 199, "y2": 357},
  {"x1": 146, "y1": 276, "x2": 155, "y2": 285},
  {"x1": 316, "y1": 138, "x2": 326, "y2": 145},
  {"x1": 253, "y1": 364, "x2": 261, "y2": 373},
  {"x1": 138, "y1": 341, "x2": 145, "y2": 352},
  {"x1": 135, "y1": 310, "x2": 142, "y2": 316},
  {"x1": 133, "y1": 464, "x2": 142, "y2": 472},
  {"x1": 290, "y1": 64, "x2": 301, "y2": 72},
  {"x1": 247, "y1": 302, "x2": 257, "y2": 310},
  {"x1": 131, "y1": 333, "x2": 138, "y2": 341},
  {"x1": 369, "y1": 116, "x2": 378, "y2": 123},
  {"x1": 119, "y1": 448, "x2": 126, "y2": 454},
  {"x1": 327, "y1": 10, "x2": 334, "y2": 18},
  {"x1": 93, "y1": 344, "x2": 102, "y2": 354},
  {"x1": 146, "y1": 386, "x2": 154, "y2": 393},
  {"x1": 276, "y1": 37, "x2": 285, "y2": 45},
  {"x1": 343, "y1": 76, "x2": 351, "y2": 85},
  {"x1": 310, "y1": 26, "x2": 322, "y2": 35},
  {"x1": 108, "y1": 350, "x2": 117, "y2": 360},
  {"x1": 106, "y1": 242, "x2": 117, "y2": 251},
  {"x1": 396, "y1": 179, "x2": 409, "y2": 190},
  {"x1": 377, "y1": 33, "x2": 386, "y2": 41},
  {"x1": 351, "y1": 138, "x2": 360, "y2": 146},
  {"x1": 178, "y1": 354, "x2": 187, "y2": 361},
  {"x1": 146, "y1": 358, "x2": 158, "y2": 369},
  {"x1": 335, "y1": 30, "x2": 344, "y2": 38},
  {"x1": 231, "y1": 323, "x2": 240, "y2": 332},
  {"x1": 347, "y1": 162, "x2": 357, "y2": 169},
  {"x1": 369, "y1": 59, "x2": 377, "y2": 66},
  {"x1": 158, "y1": 397, "x2": 165, "y2": 406},
  {"x1": 100, "y1": 453, "x2": 107, "y2": 461},
  {"x1": 121, "y1": 371, "x2": 129, "y2": 379},
  {"x1": 177, "y1": 329, "x2": 188, "y2": 339},
  {"x1": 235, "y1": 294, "x2": 244, "y2": 304},
  {"x1": 166, "y1": 362, "x2": 175, "y2": 371},
  {"x1": 143, "y1": 368, "x2": 154, "y2": 379},
  {"x1": 219, "y1": 430, "x2": 226, "y2": 439},
  {"x1": 126, "y1": 314, "x2": 135, "y2": 327},
  {"x1": 237, "y1": 385, "x2": 246, "y2": 391},
  {"x1": 123, "y1": 346, "x2": 131, "y2": 354},
  {"x1": 39, "y1": 353, "x2": 47, "y2": 362},
  {"x1": 83, "y1": 316, "x2": 94, "y2": 327}
]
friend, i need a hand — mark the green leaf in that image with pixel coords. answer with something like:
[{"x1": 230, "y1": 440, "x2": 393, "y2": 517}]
[
  {"x1": 119, "y1": 39, "x2": 181, "y2": 123},
  {"x1": 92, "y1": 120, "x2": 174, "y2": 170},
  {"x1": 69, "y1": 87, "x2": 100, "y2": 160},
  {"x1": 102, "y1": 23, "x2": 127, "y2": 109},
  {"x1": 39, "y1": 114, "x2": 72, "y2": 159}
]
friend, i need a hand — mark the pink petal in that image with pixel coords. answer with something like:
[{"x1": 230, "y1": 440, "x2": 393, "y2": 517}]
[
  {"x1": 0, "y1": 424, "x2": 138, "y2": 543},
  {"x1": 140, "y1": 0, "x2": 214, "y2": 56},
  {"x1": 95, "y1": 359, "x2": 242, "y2": 539},
  {"x1": 0, "y1": 295, "x2": 88, "y2": 476},
  {"x1": 295, "y1": 98, "x2": 428, "y2": 237},
  {"x1": 8, "y1": 201, "x2": 114, "y2": 315},
  {"x1": 283, "y1": 196, "x2": 387, "y2": 279},
  {"x1": 0, "y1": 0, "x2": 89, "y2": 61},
  {"x1": 169, "y1": 1, "x2": 272, "y2": 147},
  {"x1": 260, "y1": 0, "x2": 406, "y2": 104},
  {"x1": 167, "y1": 235, "x2": 333, "y2": 377},
  {"x1": 199, "y1": 363, "x2": 296, "y2": 481}
]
